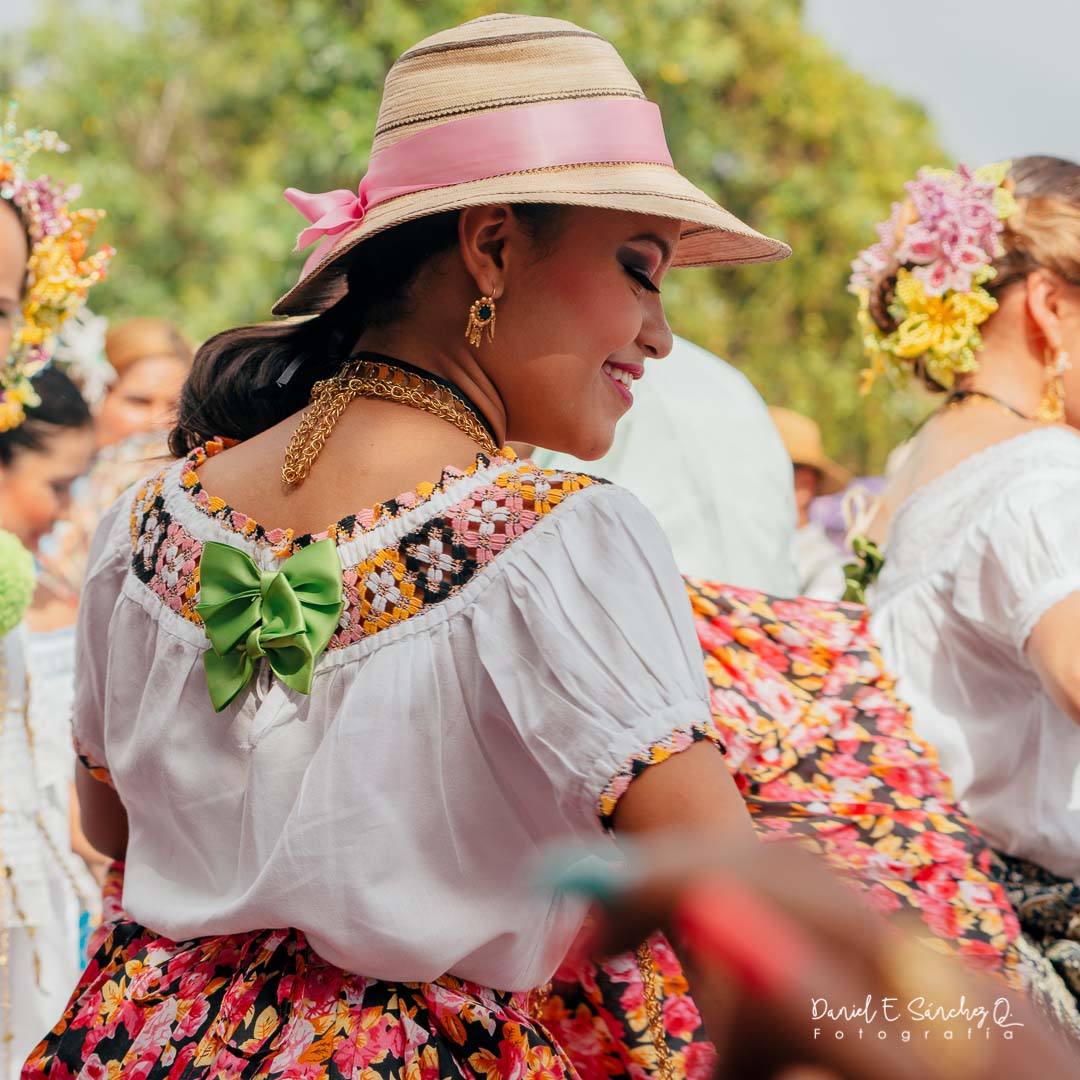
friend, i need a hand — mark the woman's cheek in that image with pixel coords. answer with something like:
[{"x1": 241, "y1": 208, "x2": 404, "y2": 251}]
[
  {"x1": 32, "y1": 489, "x2": 59, "y2": 538},
  {"x1": 121, "y1": 400, "x2": 145, "y2": 427},
  {"x1": 591, "y1": 282, "x2": 647, "y2": 352}
]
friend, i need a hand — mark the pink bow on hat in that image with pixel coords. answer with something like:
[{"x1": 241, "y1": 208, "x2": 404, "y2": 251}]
[
  {"x1": 282, "y1": 98, "x2": 678, "y2": 280},
  {"x1": 284, "y1": 186, "x2": 369, "y2": 275}
]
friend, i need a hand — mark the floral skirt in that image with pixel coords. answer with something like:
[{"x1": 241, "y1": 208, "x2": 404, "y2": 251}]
[
  {"x1": 23, "y1": 917, "x2": 572, "y2": 1080},
  {"x1": 685, "y1": 583, "x2": 1025, "y2": 977},
  {"x1": 541, "y1": 585, "x2": 1031, "y2": 1080}
]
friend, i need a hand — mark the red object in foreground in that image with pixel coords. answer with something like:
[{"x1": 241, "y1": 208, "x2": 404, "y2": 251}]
[{"x1": 674, "y1": 875, "x2": 811, "y2": 1001}]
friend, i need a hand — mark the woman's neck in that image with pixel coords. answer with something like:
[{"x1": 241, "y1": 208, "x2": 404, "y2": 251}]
[
  {"x1": 867, "y1": 341, "x2": 1047, "y2": 547},
  {"x1": 354, "y1": 328, "x2": 509, "y2": 448},
  {"x1": 953, "y1": 330, "x2": 1044, "y2": 419}
]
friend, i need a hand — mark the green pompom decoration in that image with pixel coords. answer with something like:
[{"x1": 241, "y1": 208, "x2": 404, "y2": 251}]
[{"x1": 0, "y1": 529, "x2": 36, "y2": 637}]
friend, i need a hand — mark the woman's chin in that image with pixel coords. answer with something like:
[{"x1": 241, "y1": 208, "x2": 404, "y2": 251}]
[
  {"x1": 509, "y1": 416, "x2": 617, "y2": 462},
  {"x1": 561, "y1": 429, "x2": 615, "y2": 462}
]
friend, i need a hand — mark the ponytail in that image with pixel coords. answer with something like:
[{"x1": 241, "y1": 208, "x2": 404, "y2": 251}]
[{"x1": 168, "y1": 294, "x2": 360, "y2": 456}]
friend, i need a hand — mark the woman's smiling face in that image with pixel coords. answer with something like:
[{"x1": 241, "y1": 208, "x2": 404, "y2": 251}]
[{"x1": 488, "y1": 206, "x2": 679, "y2": 459}]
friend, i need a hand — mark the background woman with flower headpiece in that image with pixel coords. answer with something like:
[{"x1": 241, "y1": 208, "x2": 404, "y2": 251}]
[
  {"x1": 0, "y1": 110, "x2": 109, "y2": 1076},
  {"x1": 851, "y1": 156, "x2": 1080, "y2": 1021}
]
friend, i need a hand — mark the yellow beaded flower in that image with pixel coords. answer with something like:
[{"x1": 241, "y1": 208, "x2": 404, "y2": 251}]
[
  {"x1": 850, "y1": 162, "x2": 1015, "y2": 392},
  {"x1": 875, "y1": 269, "x2": 998, "y2": 390},
  {"x1": 0, "y1": 104, "x2": 114, "y2": 432}
]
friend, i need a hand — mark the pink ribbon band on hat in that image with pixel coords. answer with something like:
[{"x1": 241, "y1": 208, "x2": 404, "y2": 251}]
[{"x1": 284, "y1": 97, "x2": 674, "y2": 276}]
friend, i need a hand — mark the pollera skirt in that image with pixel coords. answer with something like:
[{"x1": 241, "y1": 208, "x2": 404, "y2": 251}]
[
  {"x1": 540, "y1": 584, "x2": 1038, "y2": 1080},
  {"x1": 23, "y1": 916, "x2": 574, "y2": 1080}
]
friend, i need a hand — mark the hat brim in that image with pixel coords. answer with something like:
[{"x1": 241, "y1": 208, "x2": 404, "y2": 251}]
[
  {"x1": 271, "y1": 163, "x2": 790, "y2": 316},
  {"x1": 814, "y1": 458, "x2": 853, "y2": 496}
]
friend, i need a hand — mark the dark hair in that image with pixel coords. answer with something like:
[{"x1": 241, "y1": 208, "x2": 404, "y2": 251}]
[
  {"x1": 0, "y1": 367, "x2": 93, "y2": 467},
  {"x1": 170, "y1": 204, "x2": 565, "y2": 455}
]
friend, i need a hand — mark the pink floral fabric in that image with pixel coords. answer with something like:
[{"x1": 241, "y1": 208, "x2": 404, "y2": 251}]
[
  {"x1": 24, "y1": 921, "x2": 571, "y2": 1080},
  {"x1": 542, "y1": 584, "x2": 1027, "y2": 1080}
]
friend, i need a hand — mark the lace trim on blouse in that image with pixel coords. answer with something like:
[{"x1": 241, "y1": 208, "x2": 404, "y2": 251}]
[
  {"x1": 597, "y1": 720, "x2": 724, "y2": 830},
  {"x1": 880, "y1": 428, "x2": 1080, "y2": 599}
]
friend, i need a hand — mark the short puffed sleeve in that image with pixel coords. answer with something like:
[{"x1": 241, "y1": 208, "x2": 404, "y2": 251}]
[
  {"x1": 72, "y1": 492, "x2": 131, "y2": 785},
  {"x1": 468, "y1": 482, "x2": 721, "y2": 832},
  {"x1": 953, "y1": 474, "x2": 1080, "y2": 656}
]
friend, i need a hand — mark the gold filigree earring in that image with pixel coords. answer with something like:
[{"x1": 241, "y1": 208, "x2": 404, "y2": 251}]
[
  {"x1": 1036, "y1": 347, "x2": 1071, "y2": 423},
  {"x1": 465, "y1": 295, "x2": 496, "y2": 347}
]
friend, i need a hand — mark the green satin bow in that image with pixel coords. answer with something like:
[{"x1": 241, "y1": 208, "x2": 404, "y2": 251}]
[{"x1": 196, "y1": 539, "x2": 344, "y2": 712}]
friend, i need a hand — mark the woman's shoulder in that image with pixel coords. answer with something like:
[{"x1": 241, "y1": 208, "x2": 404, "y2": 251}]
[
  {"x1": 878, "y1": 427, "x2": 1080, "y2": 595},
  {"x1": 892, "y1": 427, "x2": 1080, "y2": 528}
]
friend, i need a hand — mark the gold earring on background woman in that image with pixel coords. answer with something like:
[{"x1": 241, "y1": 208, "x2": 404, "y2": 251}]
[
  {"x1": 465, "y1": 295, "x2": 497, "y2": 347},
  {"x1": 1036, "y1": 348, "x2": 1071, "y2": 423}
]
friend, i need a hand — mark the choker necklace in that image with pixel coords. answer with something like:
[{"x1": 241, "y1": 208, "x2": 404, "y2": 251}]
[
  {"x1": 943, "y1": 389, "x2": 1029, "y2": 422},
  {"x1": 282, "y1": 353, "x2": 501, "y2": 486}
]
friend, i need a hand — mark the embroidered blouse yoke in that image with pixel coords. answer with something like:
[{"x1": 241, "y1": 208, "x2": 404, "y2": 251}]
[{"x1": 74, "y1": 442, "x2": 717, "y2": 990}]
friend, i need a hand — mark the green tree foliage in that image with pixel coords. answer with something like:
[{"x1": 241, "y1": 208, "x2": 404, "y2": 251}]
[{"x1": 2, "y1": 0, "x2": 944, "y2": 469}]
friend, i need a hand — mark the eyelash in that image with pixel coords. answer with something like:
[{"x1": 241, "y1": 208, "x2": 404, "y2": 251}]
[{"x1": 623, "y1": 264, "x2": 660, "y2": 294}]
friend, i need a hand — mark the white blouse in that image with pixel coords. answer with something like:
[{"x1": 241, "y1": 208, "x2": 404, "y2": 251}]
[
  {"x1": 2, "y1": 626, "x2": 53, "y2": 927},
  {"x1": 871, "y1": 428, "x2": 1080, "y2": 880},
  {"x1": 75, "y1": 447, "x2": 715, "y2": 990}
]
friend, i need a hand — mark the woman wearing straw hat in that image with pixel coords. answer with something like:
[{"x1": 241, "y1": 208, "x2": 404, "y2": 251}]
[{"x1": 25, "y1": 14, "x2": 1064, "y2": 1080}]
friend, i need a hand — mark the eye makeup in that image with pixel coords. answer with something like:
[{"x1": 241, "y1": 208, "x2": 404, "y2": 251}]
[{"x1": 623, "y1": 263, "x2": 660, "y2": 294}]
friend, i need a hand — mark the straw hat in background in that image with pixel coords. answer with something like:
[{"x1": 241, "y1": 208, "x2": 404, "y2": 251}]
[
  {"x1": 769, "y1": 406, "x2": 852, "y2": 495},
  {"x1": 273, "y1": 12, "x2": 790, "y2": 316},
  {"x1": 104, "y1": 317, "x2": 193, "y2": 375}
]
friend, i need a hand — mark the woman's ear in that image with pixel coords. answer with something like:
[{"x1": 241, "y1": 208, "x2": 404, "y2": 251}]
[
  {"x1": 1024, "y1": 268, "x2": 1071, "y2": 351},
  {"x1": 458, "y1": 204, "x2": 516, "y2": 299}
]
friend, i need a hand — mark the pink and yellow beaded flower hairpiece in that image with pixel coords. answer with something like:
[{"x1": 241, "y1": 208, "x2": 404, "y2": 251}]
[
  {"x1": 849, "y1": 161, "x2": 1017, "y2": 393},
  {"x1": 0, "y1": 104, "x2": 114, "y2": 432}
]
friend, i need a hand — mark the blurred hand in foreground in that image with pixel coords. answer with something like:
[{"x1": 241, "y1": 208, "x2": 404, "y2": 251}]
[{"x1": 553, "y1": 833, "x2": 1076, "y2": 1080}]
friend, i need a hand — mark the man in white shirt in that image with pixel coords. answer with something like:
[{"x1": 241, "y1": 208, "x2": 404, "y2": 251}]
[{"x1": 529, "y1": 335, "x2": 798, "y2": 595}]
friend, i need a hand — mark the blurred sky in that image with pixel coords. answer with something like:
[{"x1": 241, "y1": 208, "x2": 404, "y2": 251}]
[
  {"x1": 804, "y1": 0, "x2": 1080, "y2": 166},
  {"x1": 2, "y1": 1, "x2": 1078, "y2": 166}
]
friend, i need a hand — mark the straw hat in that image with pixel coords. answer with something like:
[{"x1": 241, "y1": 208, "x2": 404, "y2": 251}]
[
  {"x1": 104, "y1": 318, "x2": 192, "y2": 374},
  {"x1": 272, "y1": 13, "x2": 790, "y2": 316},
  {"x1": 768, "y1": 407, "x2": 852, "y2": 495}
]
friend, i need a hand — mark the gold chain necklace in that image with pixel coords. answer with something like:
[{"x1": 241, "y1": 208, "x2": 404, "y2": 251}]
[{"x1": 282, "y1": 358, "x2": 500, "y2": 486}]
